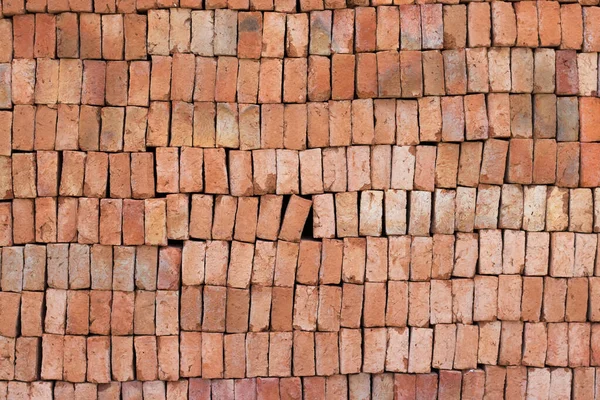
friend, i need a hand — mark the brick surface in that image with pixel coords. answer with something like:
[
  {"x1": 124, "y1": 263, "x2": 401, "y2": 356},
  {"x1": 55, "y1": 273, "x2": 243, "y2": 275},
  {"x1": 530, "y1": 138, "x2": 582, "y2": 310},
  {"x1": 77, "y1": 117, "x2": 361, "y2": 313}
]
[{"x1": 0, "y1": 0, "x2": 597, "y2": 393}]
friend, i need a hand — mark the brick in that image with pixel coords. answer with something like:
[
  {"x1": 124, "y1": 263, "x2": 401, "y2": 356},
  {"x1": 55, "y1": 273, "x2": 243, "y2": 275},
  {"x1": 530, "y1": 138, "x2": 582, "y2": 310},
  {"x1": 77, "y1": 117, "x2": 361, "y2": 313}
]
[
  {"x1": 467, "y1": 3, "x2": 490, "y2": 47},
  {"x1": 443, "y1": 5, "x2": 466, "y2": 49},
  {"x1": 491, "y1": 2, "x2": 516, "y2": 46},
  {"x1": 443, "y1": 49, "x2": 466, "y2": 95},
  {"x1": 455, "y1": 188, "x2": 476, "y2": 233},
  {"x1": 12, "y1": 15, "x2": 34, "y2": 59},
  {"x1": 133, "y1": 336, "x2": 158, "y2": 381},
  {"x1": 408, "y1": 327, "x2": 433, "y2": 373},
  {"x1": 556, "y1": 50, "x2": 579, "y2": 95},
  {"x1": 377, "y1": 51, "x2": 400, "y2": 98},
  {"x1": 10, "y1": 60, "x2": 33, "y2": 106},
  {"x1": 464, "y1": 94, "x2": 488, "y2": 140},
  {"x1": 506, "y1": 139, "x2": 533, "y2": 184},
  {"x1": 489, "y1": 47, "x2": 511, "y2": 92},
  {"x1": 561, "y1": 4, "x2": 583, "y2": 50},
  {"x1": 423, "y1": 51, "x2": 445, "y2": 96},
  {"x1": 465, "y1": 48, "x2": 488, "y2": 92},
  {"x1": 511, "y1": 48, "x2": 534, "y2": 94},
  {"x1": 533, "y1": 49, "x2": 555, "y2": 94},
  {"x1": 476, "y1": 322, "x2": 501, "y2": 365},
  {"x1": 190, "y1": 16, "x2": 214, "y2": 56},
  {"x1": 539, "y1": 2, "x2": 561, "y2": 47},
  {"x1": 581, "y1": 143, "x2": 600, "y2": 187},
  {"x1": 41, "y1": 334, "x2": 62, "y2": 381}
]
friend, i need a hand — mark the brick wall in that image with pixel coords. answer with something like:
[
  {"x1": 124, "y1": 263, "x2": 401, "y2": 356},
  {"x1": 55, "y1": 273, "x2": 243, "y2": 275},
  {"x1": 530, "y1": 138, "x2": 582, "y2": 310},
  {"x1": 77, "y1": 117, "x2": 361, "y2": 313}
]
[{"x1": 0, "y1": 0, "x2": 599, "y2": 398}]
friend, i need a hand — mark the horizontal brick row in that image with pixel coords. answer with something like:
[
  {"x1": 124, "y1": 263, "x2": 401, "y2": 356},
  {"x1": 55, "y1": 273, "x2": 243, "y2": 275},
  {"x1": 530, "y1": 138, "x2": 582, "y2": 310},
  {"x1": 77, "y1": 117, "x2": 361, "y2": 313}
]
[
  {"x1": 0, "y1": 367, "x2": 598, "y2": 399},
  {"x1": 0, "y1": 325, "x2": 599, "y2": 383},
  {"x1": 1, "y1": 97, "x2": 598, "y2": 152},
  {"x1": 3, "y1": 233, "x2": 600, "y2": 287},
  {"x1": 0, "y1": 193, "x2": 310, "y2": 244},
  {"x1": 6, "y1": 50, "x2": 600, "y2": 107},
  {"x1": 3, "y1": 189, "x2": 600, "y2": 244},
  {"x1": 0, "y1": 141, "x2": 597, "y2": 194},
  {"x1": 5, "y1": 276, "x2": 600, "y2": 334},
  {"x1": 2, "y1": 4, "x2": 600, "y2": 56},
  {"x1": 2, "y1": 189, "x2": 600, "y2": 243},
  {"x1": 2, "y1": 247, "x2": 600, "y2": 329}
]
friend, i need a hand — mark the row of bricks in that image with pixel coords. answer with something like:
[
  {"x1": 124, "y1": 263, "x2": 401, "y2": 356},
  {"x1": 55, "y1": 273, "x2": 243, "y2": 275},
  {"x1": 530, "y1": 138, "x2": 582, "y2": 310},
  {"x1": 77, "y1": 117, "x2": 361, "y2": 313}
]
[
  {"x1": 0, "y1": 139, "x2": 598, "y2": 197},
  {"x1": 0, "y1": 368, "x2": 598, "y2": 400},
  {"x1": 2, "y1": 185, "x2": 600, "y2": 243},
  {"x1": 6, "y1": 262, "x2": 600, "y2": 329},
  {"x1": 7, "y1": 48, "x2": 600, "y2": 108},
  {"x1": 4, "y1": 186, "x2": 600, "y2": 245},
  {"x1": 15, "y1": 367, "x2": 600, "y2": 400},
  {"x1": 2, "y1": 231, "x2": 600, "y2": 292},
  {"x1": 0, "y1": 139, "x2": 600, "y2": 206},
  {"x1": 0, "y1": 185, "x2": 599, "y2": 256},
  {"x1": 0, "y1": 193, "x2": 311, "y2": 245},
  {"x1": 4, "y1": 275, "x2": 600, "y2": 338},
  {"x1": 0, "y1": 323, "x2": 599, "y2": 382},
  {"x1": 3, "y1": 3, "x2": 600, "y2": 60},
  {"x1": 5, "y1": 0, "x2": 600, "y2": 14},
  {"x1": 0, "y1": 96, "x2": 596, "y2": 154}
]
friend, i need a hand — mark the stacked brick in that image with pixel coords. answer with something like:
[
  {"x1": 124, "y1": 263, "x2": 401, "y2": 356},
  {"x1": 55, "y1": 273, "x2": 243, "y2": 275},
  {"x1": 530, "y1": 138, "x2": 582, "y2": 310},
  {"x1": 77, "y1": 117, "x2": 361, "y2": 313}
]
[{"x1": 2, "y1": 0, "x2": 600, "y2": 398}]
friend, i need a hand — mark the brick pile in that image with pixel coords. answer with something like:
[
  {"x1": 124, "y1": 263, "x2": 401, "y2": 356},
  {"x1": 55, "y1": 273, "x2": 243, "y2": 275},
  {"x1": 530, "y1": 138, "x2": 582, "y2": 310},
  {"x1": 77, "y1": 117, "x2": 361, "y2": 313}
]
[{"x1": 1, "y1": 0, "x2": 600, "y2": 398}]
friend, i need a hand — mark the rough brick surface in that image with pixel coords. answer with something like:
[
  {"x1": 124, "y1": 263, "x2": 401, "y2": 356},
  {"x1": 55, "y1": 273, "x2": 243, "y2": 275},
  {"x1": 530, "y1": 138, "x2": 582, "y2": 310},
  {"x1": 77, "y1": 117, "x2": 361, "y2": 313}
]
[{"x1": 0, "y1": 0, "x2": 599, "y2": 397}]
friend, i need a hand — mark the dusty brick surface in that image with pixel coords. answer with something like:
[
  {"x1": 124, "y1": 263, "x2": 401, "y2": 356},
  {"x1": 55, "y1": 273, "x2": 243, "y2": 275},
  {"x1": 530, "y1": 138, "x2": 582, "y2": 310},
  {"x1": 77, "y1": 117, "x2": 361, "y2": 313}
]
[{"x1": 0, "y1": 0, "x2": 599, "y2": 396}]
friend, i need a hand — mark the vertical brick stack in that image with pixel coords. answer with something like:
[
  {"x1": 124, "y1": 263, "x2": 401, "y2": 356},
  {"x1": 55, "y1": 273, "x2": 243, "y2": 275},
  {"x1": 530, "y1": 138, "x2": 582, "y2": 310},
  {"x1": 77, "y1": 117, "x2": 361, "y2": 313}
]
[{"x1": 1, "y1": 0, "x2": 600, "y2": 398}]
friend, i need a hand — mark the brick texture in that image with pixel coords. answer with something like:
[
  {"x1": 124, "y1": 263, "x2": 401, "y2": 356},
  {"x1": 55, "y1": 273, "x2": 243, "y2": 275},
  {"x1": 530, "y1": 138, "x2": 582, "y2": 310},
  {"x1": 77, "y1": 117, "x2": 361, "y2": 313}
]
[{"x1": 0, "y1": 0, "x2": 599, "y2": 398}]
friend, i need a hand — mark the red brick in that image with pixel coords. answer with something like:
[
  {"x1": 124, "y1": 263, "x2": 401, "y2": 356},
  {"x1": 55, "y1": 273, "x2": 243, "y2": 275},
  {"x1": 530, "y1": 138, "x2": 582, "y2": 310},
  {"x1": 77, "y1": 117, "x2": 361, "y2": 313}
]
[
  {"x1": 377, "y1": 51, "x2": 400, "y2": 98},
  {"x1": 581, "y1": 143, "x2": 600, "y2": 187},
  {"x1": 124, "y1": 14, "x2": 147, "y2": 60},
  {"x1": 539, "y1": 2, "x2": 561, "y2": 47},
  {"x1": 561, "y1": 4, "x2": 583, "y2": 50}
]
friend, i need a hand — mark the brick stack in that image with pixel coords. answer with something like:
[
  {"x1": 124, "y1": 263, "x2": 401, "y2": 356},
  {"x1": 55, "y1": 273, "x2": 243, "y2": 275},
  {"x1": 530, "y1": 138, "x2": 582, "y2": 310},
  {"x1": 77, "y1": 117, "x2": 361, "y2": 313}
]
[{"x1": 1, "y1": 0, "x2": 600, "y2": 399}]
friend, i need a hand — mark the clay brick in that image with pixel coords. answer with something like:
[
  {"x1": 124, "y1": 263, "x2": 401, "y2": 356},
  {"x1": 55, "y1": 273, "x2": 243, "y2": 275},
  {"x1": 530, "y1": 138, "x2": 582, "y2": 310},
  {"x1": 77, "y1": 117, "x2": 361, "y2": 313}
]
[
  {"x1": 420, "y1": 4, "x2": 442, "y2": 49},
  {"x1": 12, "y1": 15, "x2": 33, "y2": 59},
  {"x1": 464, "y1": 94, "x2": 488, "y2": 140},
  {"x1": 439, "y1": 97, "x2": 464, "y2": 143},
  {"x1": 467, "y1": 3, "x2": 490, "y2": 47},
  {"x1": 489, "y1": 47, "x2": 511, "y2": 92},
  {"x1": 435, "y1": 371, "x2": 461, "y2": 399},
  {"x1": 556, "y1": 50, "x2": 579, "y2": 95},
  {"x1": 443, "y1": 5, "x2": 466, "y2": 49},
  {"x1": 423, "y1": 51, "x2": 445, "y2": 96},
  {"x1": 329, "y1": 9, "x2": 353, "y2": 53},
  {"x1": 465, "y1": 48, "x2": 489, "y2": 92},
  {"x1": 533, "y1": 49, "x2": 556, "y2": 94},
  {"x1": 443, "y1": 49, "x2": 467, "y2": 95},
  {"x1": 561, "y1": 4, "x2": 583, "y2": 50},
  {"x1": 539, "y1": 2, "x2": 561, "y2": 47},
  {"x1": 377, "y1": 51, "x2": 400, "y2": 98},
  {"x1": 41, "y1": 334, "x2": 62, "y2": 381},
  {"x1": 376, "y1": 6, "x2": 398, "y2": 52},
  {"x1": 350, "y1": 7, "x2": 374, "y2": 52},
  {"x1": 66, "y1": 290, "x2": 89, "y2": 335},
  {"x1": 476, "y1": 139, "x2": 507, "y2": 186},
  {"x1": 455, "y1": 188, "x2": 476, "y2": 233},
  {"x1": 475, "y1": 323, "x2": 500, "y2": 366},
  {"x1": 454, "y1": 324, "x2": 479, "y2": 370},
  {"x1": 408, "y1": 327, "x2": 433, "y2": 374},
  {"x1": 491, "y1": 2, "x2": 516, "y2": 46},
  {"x1": 581, "y1": 143, "x2": 600, "y2": 187},
  {"x1": 506, "y1": 139, "x2": 533, "y2": 184},
  {"x1": 14, "y1": 337, "x2": 40, "y2": 382},
  {"x1": 10, "y1": 60, "x2": 33, "y2": 107}
]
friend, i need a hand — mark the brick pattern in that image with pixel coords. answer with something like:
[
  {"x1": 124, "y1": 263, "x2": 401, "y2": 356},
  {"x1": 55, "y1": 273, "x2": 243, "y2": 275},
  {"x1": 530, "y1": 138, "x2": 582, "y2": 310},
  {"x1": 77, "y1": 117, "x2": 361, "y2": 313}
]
[{"x1": 1, "y1": 0, "x2": 600, "y2": 398}]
